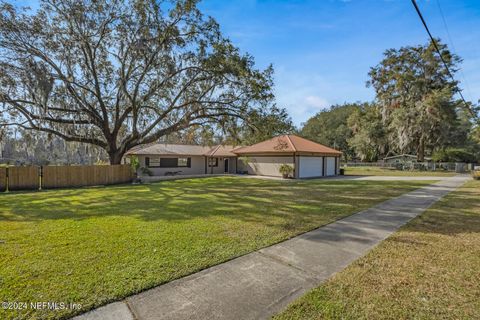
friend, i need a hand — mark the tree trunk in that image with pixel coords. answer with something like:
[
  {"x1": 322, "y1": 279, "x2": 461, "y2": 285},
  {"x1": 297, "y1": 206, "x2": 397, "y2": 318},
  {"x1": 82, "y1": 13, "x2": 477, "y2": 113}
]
[
  {"x1": 417, "y1": 139, "x2": 425, "y2": 162},
  {"x1": 108, "y1": 150, "x2": 124, "y2": 165}
]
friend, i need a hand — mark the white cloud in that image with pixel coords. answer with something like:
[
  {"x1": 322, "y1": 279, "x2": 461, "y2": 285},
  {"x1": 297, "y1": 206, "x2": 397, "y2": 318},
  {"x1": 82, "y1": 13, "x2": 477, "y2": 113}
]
[
  {"x1": 273, "y1": 68, "x2": 333, "y2": 126},
  {"x1": 304, "y1": 95, "x2": 329, "y2": 109},
  {"x1": 272, "y1": 65, "x2": 374, "y2": 127}
]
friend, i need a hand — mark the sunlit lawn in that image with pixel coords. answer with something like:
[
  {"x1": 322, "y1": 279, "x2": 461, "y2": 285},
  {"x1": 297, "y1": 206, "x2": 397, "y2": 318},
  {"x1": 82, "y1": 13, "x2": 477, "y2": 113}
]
[
  {"x1": 275, "y1": 179, "x2": 480, "y2": 320},
  {"x1": 345, "y1": 166, "x2": 456, "y2": 177},
  {"x1": 0, "y1": 176, "x2": 433, "y2": 319}
]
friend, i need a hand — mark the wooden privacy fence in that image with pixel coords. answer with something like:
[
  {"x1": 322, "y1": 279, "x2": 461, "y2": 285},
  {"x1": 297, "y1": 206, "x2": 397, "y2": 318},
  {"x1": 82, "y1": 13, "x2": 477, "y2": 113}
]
[
  {"x1": 8, "y1": 166, "x2": 40, "y2": 191},
  {"x1": 0, "y1": 168, "x2": 6, "y2": 192},
  {"x1": 0, "y1": 165, "x2": 133, "y2": 192}
]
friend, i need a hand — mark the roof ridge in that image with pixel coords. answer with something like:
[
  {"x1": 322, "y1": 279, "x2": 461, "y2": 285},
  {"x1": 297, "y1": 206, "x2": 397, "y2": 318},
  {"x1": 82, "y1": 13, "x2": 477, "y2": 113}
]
[
  {"x1": 294, "y1": 134, "x2": 340, "y2": 151},
  {"x1": 155, "y1": 143, "x2": 210, "y2": 147},
  {"x1": 284, "y1": 134, "x2": 297, "y2": 152},
  {"x1": 127, "y1": 143, "x2": 153, "y2": 154},
  {"x1": 210, "y1": 145, "x2": 221, "y2": 156}
]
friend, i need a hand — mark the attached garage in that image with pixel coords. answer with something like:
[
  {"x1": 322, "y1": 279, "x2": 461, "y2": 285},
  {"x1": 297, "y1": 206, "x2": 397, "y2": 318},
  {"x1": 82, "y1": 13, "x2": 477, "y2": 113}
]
[
  {"x1": 326, "y1": 157, "x2": 337, "y2": 176},
  {"x1": 234, "y1": 135, "x2": 342, "y2": 179},
  {"x1": 298, "y1": 156, "x2": 323, "y2": 178}
]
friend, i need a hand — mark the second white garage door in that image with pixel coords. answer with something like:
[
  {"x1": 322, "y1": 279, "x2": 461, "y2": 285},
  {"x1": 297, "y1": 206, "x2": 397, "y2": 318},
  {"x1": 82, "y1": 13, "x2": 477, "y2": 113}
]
[
  {"x1": 326, "y1": 157, "x2": 336, "y2": 176},
  {"x1": 299, "y1": 156, "x2": 323, "y2": 178}
]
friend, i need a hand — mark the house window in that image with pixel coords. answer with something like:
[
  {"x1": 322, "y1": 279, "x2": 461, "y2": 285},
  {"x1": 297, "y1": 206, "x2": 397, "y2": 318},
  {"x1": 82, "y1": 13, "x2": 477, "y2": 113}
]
[
  {"x1": 159, "y1": 158, "x2": 177, "y2": 168},
  {"x1": 177, "y1": 157, "x2": 190, "y2": 167},
  {"x1": 146, "y1": 157, "x2": 191, "y2": 168},
  {"x1": 208, "y1": 157, "x2": 218, "y2": 167}
]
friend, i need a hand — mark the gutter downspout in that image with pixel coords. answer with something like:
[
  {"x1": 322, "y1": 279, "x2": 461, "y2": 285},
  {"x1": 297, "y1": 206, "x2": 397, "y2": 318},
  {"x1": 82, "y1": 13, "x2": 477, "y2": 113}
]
[{"x1": 322, "y1": 156, "x2": 326, "y2": 176}]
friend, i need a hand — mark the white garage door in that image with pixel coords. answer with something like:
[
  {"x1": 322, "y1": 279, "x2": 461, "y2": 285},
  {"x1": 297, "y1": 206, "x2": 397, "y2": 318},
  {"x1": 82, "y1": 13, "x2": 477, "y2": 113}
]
[
  {"x1": 326, "y1": 157, "x2": 336, "y2": 176},
  {"x1": 299, "y1": 156, "x2": 323, "y2": 178}
]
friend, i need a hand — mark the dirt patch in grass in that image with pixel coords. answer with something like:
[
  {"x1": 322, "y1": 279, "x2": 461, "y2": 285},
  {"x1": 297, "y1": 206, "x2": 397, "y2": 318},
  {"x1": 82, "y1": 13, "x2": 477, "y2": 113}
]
[{"x1": 275, "y1": 180, "x2": 480, "y2": 320}]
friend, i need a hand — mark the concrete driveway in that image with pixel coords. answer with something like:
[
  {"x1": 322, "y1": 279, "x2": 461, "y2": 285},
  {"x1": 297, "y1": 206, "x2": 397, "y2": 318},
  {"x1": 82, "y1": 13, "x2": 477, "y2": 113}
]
[{"x1": 330, "y1": 175, "x2": 448, "y2": 181}]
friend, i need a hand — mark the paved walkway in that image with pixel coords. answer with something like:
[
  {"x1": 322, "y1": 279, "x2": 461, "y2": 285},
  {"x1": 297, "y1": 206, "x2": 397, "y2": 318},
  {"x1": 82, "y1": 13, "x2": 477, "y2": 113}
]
[
  {"x1": 330, "y1": 175, "x2": 453, "y2": 181},
  {"x1": 74, "y1": 175, "x2": 469, "y2": 320}
]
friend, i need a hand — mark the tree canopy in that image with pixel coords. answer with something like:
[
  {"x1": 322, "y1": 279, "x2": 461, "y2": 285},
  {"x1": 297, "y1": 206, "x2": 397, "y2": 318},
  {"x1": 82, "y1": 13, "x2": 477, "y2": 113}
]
[
  {"x1": 300, "y1": 41, "x2": 479, "y2": 162},
  {"x1": 0, "y1": 0, "x2": 276, "y2": 164},
  {"x1": 301, "y1": 103, "x2": 362, "y2": 160},
  {"x1": 347, "y1": 103, "x2": 388, "y2": 162},
  {"x1": 368, "y1": 40, "x2": 469, "y2": 161}
]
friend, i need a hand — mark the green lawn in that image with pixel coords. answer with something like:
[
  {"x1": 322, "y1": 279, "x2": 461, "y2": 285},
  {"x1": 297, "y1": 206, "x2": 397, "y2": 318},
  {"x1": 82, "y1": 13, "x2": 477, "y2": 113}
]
[
  {"x1": 0, "y1": 176, "x2": 432, "y2": 319},
  {"x1": 275, "y1": 179, "x2": 480, "y2": 320},
  {"x1": 345, "y1": 166, "x2": 456, "y2": 177}
]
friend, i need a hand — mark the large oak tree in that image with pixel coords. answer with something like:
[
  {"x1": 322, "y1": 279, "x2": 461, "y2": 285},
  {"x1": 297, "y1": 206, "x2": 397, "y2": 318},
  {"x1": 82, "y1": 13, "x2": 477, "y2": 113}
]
[
  {"x1": 0, "y1": 0, "x2": 274, "y2": 164},
  {"x1": 368, "y1": 40, "x2": 469, "y2": 161}
]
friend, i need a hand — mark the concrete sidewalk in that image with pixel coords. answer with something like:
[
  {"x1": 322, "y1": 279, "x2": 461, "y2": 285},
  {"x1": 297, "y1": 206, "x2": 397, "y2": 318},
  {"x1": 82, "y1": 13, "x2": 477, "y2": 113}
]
[
  {"x1": 330, "y1": 175, "x2": 451, "y2": 181},
  {"x1": 74, "y1": 176, "x2": 468, "y2": 320}
]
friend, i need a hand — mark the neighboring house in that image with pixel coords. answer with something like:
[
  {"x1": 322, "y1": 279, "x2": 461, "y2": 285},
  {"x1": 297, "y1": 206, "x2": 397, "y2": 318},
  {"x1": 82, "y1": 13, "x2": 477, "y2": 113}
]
[
  {"x1": 383, "y1": 154, "x2": 432, "y2": 164},
  {"x1": 125, "y1": 134, "x2": 342, "y2": 179}
]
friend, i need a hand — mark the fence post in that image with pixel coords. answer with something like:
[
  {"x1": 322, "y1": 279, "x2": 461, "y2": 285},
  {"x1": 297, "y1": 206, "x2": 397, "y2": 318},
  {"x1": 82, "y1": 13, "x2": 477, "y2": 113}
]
[
  {"x1": 39, "y1": 166, "x2": 43, "y2": 191},
  {"x1": 5, "y1": 167, "x2": 9, "y2": 193}
]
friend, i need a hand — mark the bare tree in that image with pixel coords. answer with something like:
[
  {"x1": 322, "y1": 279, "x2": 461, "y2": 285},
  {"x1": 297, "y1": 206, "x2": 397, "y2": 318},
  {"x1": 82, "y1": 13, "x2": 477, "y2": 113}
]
[{"x1": 0, "y1": 0, "x2": 274, "y2": 163}]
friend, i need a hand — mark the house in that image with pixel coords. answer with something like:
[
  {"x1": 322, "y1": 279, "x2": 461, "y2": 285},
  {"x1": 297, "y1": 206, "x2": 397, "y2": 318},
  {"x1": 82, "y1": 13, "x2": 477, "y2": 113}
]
[
  {"x1": 124, "y1": 144, "x2": 237, "y2": 176},
  {"x1": 125, "y1": 134, "x2": 342, "y2": 179},
  {"x1": 383, "y1": 154, "x2": 432, "y2": 164}
]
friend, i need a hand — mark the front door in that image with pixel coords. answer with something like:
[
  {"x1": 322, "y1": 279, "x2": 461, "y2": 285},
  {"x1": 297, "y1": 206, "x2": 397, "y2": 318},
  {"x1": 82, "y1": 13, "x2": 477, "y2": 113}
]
[{"x1": 224, "y1": 158, "x2": 229, "y2": 173}]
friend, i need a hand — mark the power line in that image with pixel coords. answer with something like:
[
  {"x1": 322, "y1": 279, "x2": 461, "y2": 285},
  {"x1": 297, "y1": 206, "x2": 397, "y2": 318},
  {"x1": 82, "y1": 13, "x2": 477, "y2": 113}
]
[
  {"x1": 435, "y1": 0, "x2": 473, "y2": 102},
  {"x1": 410, "y1": 0, "x2": 474, "y2": 116}
]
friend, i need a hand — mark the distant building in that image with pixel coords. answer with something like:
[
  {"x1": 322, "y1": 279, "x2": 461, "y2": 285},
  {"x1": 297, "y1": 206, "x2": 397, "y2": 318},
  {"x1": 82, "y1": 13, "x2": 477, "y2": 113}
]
[{"x1": 383, "y1": 154, "x2": 432, "y2": 164}]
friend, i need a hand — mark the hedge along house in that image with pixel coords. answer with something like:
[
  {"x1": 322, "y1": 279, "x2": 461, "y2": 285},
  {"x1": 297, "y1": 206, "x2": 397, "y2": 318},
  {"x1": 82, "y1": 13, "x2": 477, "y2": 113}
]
[
  {"x1": 124, "y1": 144, "x2": 238, "y2": 176},
  {"x1": 233, "y1": 135, "x2": 342, "y2": 178},
  {"x1": 125, "y1": 134, "x2": 341, "y2": 178}
]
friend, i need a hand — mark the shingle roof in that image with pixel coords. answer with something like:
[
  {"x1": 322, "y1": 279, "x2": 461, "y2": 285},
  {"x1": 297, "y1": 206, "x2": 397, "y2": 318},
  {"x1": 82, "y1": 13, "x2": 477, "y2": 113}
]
[
  {"x1": 204, "y1": 145, "x2": 237, "y2": 157},
  {"x1": 126, "y1": 144, "x2": 212, "y2": 156},
  {"x1": 233, "y1": 135, "x2": 342, "y2": 155},
  {"x1": 126, "y1": 135, "x2": 341, "y2": 157},
  {"x1": 126, "y1": 144, "x2": 237, "y2": 157}
]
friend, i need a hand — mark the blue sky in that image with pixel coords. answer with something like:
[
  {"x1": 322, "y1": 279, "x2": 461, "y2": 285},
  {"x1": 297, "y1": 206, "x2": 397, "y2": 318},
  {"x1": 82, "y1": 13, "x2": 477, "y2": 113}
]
[
  {"x1": 199, "y1": 0, "x2": 480, "y2": 126},
  {"x1": 14, "y1": 0, "x2": 480, "y2": 126}
]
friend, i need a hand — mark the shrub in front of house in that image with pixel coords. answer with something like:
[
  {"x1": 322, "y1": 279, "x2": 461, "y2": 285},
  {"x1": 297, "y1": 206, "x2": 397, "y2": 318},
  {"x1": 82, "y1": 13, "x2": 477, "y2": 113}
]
[
  {"x1": 140, "y1": 167, "x2": 153, "y2": 176},
  {"x1": 279, "y1": 164, "x2": 294, "y2": 179},
  {"x1": 473, "y1": 170, "x2": 480, "y2": 180}
]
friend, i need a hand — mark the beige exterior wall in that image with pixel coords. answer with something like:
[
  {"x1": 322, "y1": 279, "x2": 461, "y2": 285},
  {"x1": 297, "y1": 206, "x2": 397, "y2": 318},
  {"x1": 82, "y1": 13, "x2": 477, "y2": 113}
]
[
  {"x1": 207, "y1": 157, "x2": 237, "y2": 174},
  {"x1": 239, "y1": 156, "x2": 294, "y2": 177},
  {"x1": 206, "y1": 157, "x2": 224, "y2": 174},
  {"x1": 131, "y1": 155, "x2": 238, "y2": 176}
]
